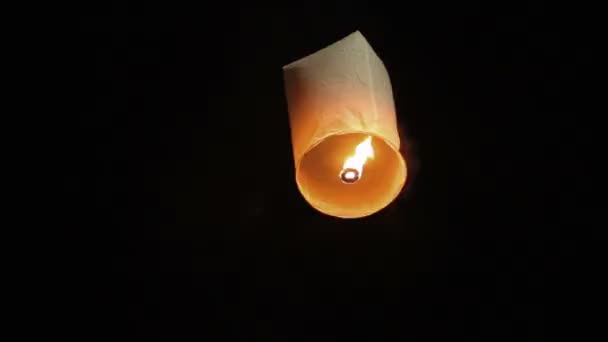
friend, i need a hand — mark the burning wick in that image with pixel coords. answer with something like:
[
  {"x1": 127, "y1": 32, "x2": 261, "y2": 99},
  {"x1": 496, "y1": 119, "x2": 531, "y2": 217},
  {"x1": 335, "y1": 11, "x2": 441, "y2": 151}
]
[
  {"x1": 340, "y1": 168, "x2": 360, "y2": 183},
  {"x1": 339, "y1": 136, "x2": 374, "y2": 184}
]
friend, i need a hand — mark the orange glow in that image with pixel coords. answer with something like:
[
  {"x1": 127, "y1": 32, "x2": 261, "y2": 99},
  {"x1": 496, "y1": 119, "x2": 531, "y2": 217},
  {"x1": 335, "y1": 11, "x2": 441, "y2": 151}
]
[
  {"x1": 340, "y1": 136, "x2": 374, "y2": 182},
  {"x1": 284, "y1": 31, "x2": 408, "y2": 218}
]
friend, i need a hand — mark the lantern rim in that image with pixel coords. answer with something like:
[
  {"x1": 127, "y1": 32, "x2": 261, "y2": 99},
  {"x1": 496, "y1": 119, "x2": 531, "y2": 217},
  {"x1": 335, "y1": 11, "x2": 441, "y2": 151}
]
[{"x1": 294, "y1": 131, "x2": 407, "y2": 218}]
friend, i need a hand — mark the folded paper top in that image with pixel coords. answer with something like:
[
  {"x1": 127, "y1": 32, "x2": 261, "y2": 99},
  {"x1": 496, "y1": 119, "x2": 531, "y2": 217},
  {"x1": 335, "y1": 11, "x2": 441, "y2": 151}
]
[{"x1": 283, "y1": 30, "x2": 399, "y2": 164}]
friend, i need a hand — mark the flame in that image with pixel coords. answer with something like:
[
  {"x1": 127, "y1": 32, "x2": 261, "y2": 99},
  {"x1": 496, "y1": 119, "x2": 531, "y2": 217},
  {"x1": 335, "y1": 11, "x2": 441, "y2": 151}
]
[{"x1": 341, "y1": 136, "x2": 374, "y2": 181}]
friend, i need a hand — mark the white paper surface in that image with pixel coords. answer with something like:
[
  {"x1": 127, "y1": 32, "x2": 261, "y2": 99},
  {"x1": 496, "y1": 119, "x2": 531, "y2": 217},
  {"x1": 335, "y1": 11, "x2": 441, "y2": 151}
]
[{"x1": 283, "y1": 31, "x2": 401, "y2": 166}]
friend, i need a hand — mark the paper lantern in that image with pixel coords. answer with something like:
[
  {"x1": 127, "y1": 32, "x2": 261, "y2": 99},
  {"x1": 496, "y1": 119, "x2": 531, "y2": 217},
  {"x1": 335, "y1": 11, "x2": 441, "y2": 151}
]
[{"x1": 283, "y1": 31, "x2": 407, "y2": 218}]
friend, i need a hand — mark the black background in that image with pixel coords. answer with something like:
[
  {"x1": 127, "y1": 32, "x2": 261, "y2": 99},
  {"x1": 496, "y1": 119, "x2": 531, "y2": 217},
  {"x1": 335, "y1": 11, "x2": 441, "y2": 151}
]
[{"x1": 68, "y1": 1, "x2": 594, "y2": 339}]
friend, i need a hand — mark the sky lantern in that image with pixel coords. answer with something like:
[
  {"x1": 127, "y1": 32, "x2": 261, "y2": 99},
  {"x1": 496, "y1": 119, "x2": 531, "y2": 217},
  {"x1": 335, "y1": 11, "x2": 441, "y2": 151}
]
[{"x1": 283, "y1": 31, "x2": 408, "y2": 218}]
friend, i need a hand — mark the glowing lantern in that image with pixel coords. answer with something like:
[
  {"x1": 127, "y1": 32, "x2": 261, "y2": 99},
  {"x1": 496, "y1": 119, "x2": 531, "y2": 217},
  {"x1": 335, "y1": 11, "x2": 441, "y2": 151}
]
[{"x1": 283, "y1": 31, "x2": 408, "y2": 218}]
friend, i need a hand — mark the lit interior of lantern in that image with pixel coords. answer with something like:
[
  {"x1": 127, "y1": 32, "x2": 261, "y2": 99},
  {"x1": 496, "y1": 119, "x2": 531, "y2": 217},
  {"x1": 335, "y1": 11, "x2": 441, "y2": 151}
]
[
  {"x1": 340, "y1": 136, "x2": 374, "y2": 183},
  {"x1": 297, "y1": 132, "x2": 406, "y2": 218}
]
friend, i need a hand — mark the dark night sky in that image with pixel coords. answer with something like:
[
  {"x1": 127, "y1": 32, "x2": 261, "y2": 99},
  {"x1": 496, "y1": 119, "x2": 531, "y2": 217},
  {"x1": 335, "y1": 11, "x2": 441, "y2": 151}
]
[{"x1": 67, "y1": 1, "x2": 595, "y2": 339}]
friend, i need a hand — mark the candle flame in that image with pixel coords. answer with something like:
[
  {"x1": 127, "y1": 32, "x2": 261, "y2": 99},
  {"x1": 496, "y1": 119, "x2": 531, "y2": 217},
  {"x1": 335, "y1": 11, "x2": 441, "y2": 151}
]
[{"x1": 340, "y1": 136, "x2": 374, "y2": 183}]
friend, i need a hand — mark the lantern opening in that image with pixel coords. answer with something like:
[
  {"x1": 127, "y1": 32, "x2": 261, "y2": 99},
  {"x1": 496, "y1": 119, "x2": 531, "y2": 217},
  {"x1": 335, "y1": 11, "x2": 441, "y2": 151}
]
[{"x1": 297, "y1": 132, "x2": 407, "y2": 218}]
